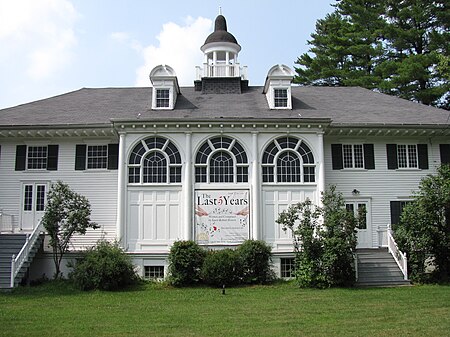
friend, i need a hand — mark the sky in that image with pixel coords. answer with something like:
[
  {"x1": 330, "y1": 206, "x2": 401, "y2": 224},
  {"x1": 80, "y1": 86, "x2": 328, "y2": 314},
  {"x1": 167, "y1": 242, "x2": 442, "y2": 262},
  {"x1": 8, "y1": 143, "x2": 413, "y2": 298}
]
[{"x1": 0, "y1": 0, "x2": 335, "y2": 109}]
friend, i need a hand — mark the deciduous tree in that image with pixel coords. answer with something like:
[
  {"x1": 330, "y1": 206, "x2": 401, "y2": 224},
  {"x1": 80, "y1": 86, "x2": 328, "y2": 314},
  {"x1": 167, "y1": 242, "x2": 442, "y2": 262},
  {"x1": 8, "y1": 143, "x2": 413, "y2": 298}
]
[
  {"x1": 42, "y1": 181, "x2": 99, "y2": 279},
  {"x1": 276, "y1": 186, "x2": 358, "y2": 288},
  {"x1": 394, "y1": 165, "x2": 450, "y2": 282}
]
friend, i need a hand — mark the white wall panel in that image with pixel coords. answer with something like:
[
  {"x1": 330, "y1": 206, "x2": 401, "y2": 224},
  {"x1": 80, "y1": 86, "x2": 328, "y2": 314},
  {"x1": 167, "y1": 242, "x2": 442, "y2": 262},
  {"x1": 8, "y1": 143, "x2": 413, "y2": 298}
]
[{"x1": 127, "y1": 188, "x2": 182, "y2": 252}]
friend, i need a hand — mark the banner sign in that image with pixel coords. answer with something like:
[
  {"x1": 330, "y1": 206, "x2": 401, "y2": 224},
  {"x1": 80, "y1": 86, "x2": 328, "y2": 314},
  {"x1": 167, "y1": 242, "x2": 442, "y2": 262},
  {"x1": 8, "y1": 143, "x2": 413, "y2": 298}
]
[{"x1": 194, "y1": 190, "x2": 250, "y2": 245}]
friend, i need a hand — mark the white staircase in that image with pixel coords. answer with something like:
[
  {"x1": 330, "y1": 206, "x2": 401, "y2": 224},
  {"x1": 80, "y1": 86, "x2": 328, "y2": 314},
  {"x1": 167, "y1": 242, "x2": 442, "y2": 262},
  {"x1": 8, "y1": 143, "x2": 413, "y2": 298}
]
[
  {"x1": 0, "y1": 232, "x2": 44, "y2": 290},
  {"x1": 356, "y1": 248, "x2": 410, "y2": 287}
]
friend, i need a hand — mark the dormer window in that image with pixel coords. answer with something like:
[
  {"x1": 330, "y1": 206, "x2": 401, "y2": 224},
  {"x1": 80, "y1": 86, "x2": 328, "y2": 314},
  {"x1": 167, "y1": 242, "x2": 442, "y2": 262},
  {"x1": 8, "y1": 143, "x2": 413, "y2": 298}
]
[
  {"x1": 156, "y1": 89, "x2": 170, "y2": 108},
  {"x1": 263, "y1": 64, "x2": 294, "y2": 110},
  {"x1": 149, "y1": 65, "x2": 180, "y2": 110},
  {"x1": 274, "y1": 88, "x2": 288, "y2": 108}
]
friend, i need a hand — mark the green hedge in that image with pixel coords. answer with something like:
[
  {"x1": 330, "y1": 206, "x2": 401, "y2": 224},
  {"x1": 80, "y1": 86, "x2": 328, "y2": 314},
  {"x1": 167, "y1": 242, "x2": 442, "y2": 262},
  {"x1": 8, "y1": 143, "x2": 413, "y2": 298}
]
[{"x1": 168, "y1": 240, "x2": 274, "y2": 287}]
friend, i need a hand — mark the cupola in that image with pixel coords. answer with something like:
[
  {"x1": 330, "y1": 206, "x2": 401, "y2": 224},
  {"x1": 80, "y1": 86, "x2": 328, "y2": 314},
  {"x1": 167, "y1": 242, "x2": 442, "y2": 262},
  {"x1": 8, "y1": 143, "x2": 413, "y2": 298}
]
[
  {"x1": 195, "y1": 14, "x2": 248, "y2": 93},
  {"x1": 149, "y1": 65, "x2": 180, "y2": 110},
  {"x1": 263, "y1": 64, "x2": 295, "y2": 109}
]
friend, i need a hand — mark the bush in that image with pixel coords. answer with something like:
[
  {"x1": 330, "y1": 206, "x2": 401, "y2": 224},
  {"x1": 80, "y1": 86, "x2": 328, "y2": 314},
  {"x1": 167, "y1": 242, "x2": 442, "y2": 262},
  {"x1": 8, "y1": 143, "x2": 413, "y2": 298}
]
[
  {"x1": 276, "y1": 186, "x2": 358, "y2": 288},
  {"x1": 201, "y1": 249, "x2": 243, "y2": 287},
  {"x1": 394, "y1": 165, "x2": 450, "y2": 283},
  {"x1": 70, "y1": 240, "x2": 137, "y2": 291},
  {"x1": 237, "y1": 240, "x2": 274, "y2": 284},
  {"x1": 168, "y1": 241, "x2": 206, "y2": 286}
]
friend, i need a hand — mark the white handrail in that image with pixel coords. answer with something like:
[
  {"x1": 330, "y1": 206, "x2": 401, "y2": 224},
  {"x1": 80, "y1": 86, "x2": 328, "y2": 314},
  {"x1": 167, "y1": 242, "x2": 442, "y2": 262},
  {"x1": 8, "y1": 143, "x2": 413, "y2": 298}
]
[
  {"x1": 196, "y1": 63, "x2": 247, "y2": 80},
  {"x1": 386, "y1": 224, "x2": 408, "y2": 280},
  {"x1": 10, "y1": 219, "x2": 44, "y2": 287}
]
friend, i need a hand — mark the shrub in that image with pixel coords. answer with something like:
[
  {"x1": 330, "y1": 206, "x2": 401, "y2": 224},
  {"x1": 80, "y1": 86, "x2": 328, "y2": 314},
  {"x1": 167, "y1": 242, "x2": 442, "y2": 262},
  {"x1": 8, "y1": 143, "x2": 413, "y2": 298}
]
[
  {"x1": 70, "y1": 240, "x2": 137, "y2": 291},
  {"x1": 42, "y1": 181, "x2": 99, "y2": 279},
  {"x1": 237, "y1": 240, "x2": 274, "y2": 284},
  {"x1": 276, "y1": 186, "x2": 358, "y2": 288},
  {"x1": 168, "y1": 240, "x2": 206, "y2": 286},
  {"x1": 201, "y1": 249, "x2": 243, "y2": 287},
  {"x1": 394, "y1": 165, "x2": 450, "y2": 283}
]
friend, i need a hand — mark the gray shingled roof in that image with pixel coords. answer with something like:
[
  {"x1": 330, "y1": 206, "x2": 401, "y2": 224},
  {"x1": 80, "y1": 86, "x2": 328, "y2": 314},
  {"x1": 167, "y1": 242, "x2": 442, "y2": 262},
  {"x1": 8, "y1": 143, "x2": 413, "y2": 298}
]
[{"x1": 0, "y1": 86, "x2": 448, "y2": 128}]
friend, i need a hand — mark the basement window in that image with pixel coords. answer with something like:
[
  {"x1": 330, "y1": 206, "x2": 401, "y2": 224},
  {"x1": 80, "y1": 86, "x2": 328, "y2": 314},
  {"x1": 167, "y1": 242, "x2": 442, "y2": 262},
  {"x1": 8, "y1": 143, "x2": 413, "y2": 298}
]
[
  {"x1": 144, "y1": 266, "x2": 165, "y2": 280},
  {"x1": 280, "y1": 258, "x2": 295, "y2": 278}
]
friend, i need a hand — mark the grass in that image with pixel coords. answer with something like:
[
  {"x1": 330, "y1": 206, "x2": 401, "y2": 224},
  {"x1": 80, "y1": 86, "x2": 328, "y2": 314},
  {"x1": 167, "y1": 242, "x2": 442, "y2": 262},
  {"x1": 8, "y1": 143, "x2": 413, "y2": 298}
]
[{"x1": 1, "y1": 281, "x2": 449, "y2": 337}]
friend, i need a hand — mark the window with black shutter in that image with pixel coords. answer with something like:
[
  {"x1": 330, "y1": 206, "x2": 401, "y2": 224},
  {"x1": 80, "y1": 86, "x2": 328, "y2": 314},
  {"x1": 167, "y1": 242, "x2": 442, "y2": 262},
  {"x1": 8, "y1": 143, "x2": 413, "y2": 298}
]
[
  {"x1": 15, "y1": 145, "x2": 58, "y2": 171},
  {"x1": 75, "y1": 144, "x2": 119, "y2": 170},
  {"x1": 331, "y1": 144, "x2": 374, "y2": 170},
  {"x1": 387, "y1": 144, "x2": 428, "y2": 170}
]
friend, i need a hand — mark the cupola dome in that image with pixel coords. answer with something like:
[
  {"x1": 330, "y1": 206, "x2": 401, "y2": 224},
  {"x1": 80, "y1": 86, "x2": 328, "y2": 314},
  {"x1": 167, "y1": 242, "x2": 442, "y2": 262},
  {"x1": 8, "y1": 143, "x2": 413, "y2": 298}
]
[{"x1": 203, "y1": 15, "x2": 239, "y2": 45}]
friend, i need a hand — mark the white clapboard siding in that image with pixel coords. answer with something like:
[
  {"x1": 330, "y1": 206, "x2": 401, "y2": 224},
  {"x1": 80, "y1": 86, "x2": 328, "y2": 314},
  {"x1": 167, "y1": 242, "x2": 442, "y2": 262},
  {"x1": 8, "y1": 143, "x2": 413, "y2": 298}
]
[
  {"x1": 0, "y1": 138, "x2": 118, "y2": 250},
  {"x1": 324, "y1": 137, "x2": 443, "y2": 248}
]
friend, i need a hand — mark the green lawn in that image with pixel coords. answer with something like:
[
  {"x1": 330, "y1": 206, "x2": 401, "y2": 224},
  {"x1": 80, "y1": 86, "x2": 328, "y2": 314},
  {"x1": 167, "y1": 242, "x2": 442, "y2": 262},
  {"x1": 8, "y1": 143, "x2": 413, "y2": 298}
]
[{"x1": 1, "y1": 281, "x2": 449, "y2": 337}]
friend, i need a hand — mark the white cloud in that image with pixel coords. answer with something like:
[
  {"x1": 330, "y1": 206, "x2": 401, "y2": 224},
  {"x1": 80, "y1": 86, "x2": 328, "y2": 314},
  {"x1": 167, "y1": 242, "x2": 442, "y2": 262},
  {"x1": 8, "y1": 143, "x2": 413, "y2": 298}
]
[
  {"x1": 134, "y1": 16, "x2": 212, "y2": 87},
  {"x1": 110, "y1": 32, "x2": 130, "y2": 43},
  {"x1": 0, "y1": 0, "x2": 78, "y2": 80}
]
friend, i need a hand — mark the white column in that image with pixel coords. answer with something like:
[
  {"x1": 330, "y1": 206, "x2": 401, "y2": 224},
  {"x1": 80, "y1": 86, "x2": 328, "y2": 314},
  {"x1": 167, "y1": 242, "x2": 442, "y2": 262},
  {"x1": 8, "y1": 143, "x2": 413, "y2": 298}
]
[
  {"x1": 225, "y1": 51, "x2": 230, "y2": 76},
  {"x1": 183, "y1": 132, "x2": 192, "y2": 240},
  {"x1": 116, "y1": 132, "x2": 126, "y2": 245},
  {"x1": 251, "y1": 132, "x2": 260, "y2": 240},
  {"x1": 317, "y1": 132, "x2": 325, "y2": 206}
]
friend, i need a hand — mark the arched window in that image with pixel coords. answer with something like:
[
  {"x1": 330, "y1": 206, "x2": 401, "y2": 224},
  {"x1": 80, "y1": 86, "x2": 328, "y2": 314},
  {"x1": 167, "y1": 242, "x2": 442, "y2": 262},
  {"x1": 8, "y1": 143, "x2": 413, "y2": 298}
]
[
  {"x1": 128, "y1": 137, "x2": 181, "y2": 184},
  {"x1": 195, "y1": 136, "x2": 248, "y2": 183},
  {"x1": 262, "y1": 136, "x2": 315, "y2": 183}
]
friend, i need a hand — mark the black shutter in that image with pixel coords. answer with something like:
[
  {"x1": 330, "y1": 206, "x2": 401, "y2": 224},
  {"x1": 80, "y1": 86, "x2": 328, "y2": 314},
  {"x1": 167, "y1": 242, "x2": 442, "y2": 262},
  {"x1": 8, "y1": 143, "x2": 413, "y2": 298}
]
[
  {"x1": 331, "y1": 144, "x2": 343, "y2": 170},
  {"x1": 439, "y1": 144, "x2": 450, "y2": 164},
  {"x1": 75, "y1": 145, "x2": 87, "y2": 170},
  {"x1": 108, "y1": 144, "x2": 119, "y2": 170},
  {"x1": 363, "y1": 144, "x2": 375, "y2": 169},
  {"x1": 15, "y1": 145, "x2": 27, "y2": 171},
  {"x1": 390, "y1": 201, "x2": 402, "y2": 225},
  {"x1": 386, "y1": 144, "x2": 398, "y2": 170},
  {"x1": 47, "y1": 145, "x2": 59, "y2": 171},
  {"x1": 417, "y1": 144, "x2": 428, "y2": 169}
]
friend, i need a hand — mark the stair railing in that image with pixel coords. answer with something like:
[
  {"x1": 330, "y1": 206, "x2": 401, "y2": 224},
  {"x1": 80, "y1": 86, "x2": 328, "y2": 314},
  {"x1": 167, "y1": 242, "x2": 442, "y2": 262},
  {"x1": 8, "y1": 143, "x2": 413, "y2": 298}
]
[
  {"x1": 386, "y1": 224, "x2": 408, "y2": 280},
  {"x1": 353, "y1": 252, "x2": 358, "y2": 282},
  {"x1": 10, "y1": 219, "x2": 44, "y2": 287}
]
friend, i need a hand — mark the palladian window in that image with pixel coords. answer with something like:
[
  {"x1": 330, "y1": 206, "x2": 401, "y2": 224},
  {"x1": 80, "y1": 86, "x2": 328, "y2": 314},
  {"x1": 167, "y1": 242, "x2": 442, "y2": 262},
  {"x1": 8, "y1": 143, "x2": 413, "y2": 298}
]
[
  {"x1": 262, "y1": 136, "x2": 315, "y2": 183},
  {"x1": 195, "y1": 136, "x2": 248, "y2": 183},
  {"x1": 128, "y1": 137, "x2": 182, "y2": 184}
]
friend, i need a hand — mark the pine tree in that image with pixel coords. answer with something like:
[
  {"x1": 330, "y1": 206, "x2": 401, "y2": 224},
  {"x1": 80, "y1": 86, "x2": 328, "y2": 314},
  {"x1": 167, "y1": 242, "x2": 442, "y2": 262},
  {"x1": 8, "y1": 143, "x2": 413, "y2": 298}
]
[{"x1": 295, "y1": 0, "x2": 450, "y2": 109}]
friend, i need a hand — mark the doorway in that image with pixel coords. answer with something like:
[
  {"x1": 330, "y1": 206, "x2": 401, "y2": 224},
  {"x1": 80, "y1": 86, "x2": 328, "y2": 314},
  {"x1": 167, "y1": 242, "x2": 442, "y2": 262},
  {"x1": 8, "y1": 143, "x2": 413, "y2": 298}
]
[{"x1": 21, "y1": 182, "x2": 48, "y2": 231}]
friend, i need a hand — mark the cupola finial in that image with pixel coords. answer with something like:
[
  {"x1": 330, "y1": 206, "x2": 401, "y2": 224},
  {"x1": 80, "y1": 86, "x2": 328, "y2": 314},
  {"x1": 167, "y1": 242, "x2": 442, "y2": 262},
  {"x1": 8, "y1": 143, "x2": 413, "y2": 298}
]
[{"x1": 219, "y1": 6, "x2": 222, "y2": 15}]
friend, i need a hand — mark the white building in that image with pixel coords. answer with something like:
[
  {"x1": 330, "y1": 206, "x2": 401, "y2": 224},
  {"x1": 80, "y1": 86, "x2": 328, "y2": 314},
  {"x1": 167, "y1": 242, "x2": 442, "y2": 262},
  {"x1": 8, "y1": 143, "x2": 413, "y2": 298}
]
[{"x1": 1, "y1": 15, "x2": 449, "y2": 287}]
